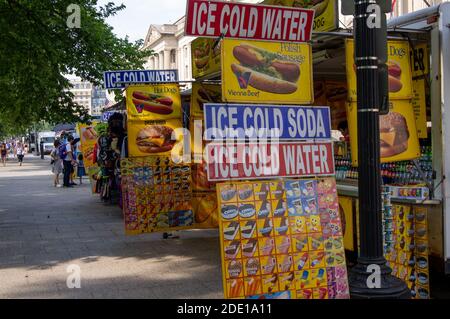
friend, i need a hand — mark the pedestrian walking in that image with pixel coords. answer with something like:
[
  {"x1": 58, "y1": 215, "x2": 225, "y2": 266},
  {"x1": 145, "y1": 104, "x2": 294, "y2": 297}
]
[
  {"x1": 69, "y1": 138, "x2": 80, "y2": 186},
  {"x1": 77, "y1": 153, "x2": 86, "y2": 184},
  {"x1": 50, "y1": 140, "x2": 63, "y2": 187},
  {"x1": 1, "y1": 143, "x2": 7, "y2": 166},
  {"x1": 9, "y1": 142, "x2": 14, "y2": 158},
  {"x1": 16, "y1": 143, "x2": 25, "y2": 166},
  {"x1": 61, "y1": 135, "x2": 76, "y2": 188}
]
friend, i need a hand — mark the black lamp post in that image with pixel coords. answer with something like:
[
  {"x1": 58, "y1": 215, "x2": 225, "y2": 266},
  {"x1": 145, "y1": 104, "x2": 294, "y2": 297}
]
[{"x1": 346, "y1": 0, "x2": 410, "y2": 298}]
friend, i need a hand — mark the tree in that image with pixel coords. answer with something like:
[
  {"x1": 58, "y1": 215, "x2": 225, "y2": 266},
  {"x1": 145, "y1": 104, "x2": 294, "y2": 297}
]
[{"x1": 0, "y1": 0, "x2": 152, "y2": 131}]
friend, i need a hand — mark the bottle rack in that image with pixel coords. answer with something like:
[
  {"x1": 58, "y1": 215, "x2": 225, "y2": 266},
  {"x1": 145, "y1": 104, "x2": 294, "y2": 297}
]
[{"x1": 335, "y1": 145, "x2": 432, "y2": 186}]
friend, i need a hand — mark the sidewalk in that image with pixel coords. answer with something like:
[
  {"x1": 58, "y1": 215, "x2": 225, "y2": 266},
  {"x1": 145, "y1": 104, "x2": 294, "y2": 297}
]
[{"x1": 0, "y1": 156, "x2": 222, "y2": 298}]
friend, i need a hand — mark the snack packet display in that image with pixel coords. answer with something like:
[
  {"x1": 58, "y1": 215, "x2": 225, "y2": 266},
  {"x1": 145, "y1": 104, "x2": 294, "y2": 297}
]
[
  {"x1": 384, "y1": 205, "x2": 430, "y2": 299},
  {"x1": 121, "y1": 156, "x2": 193, "y2": 234},
  {"x1": 217, "y1": 178, "x2": 349, "y2": 299}
]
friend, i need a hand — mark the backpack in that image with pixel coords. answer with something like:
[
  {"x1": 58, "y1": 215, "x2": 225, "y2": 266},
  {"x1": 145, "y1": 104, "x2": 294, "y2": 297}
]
[{"x1": 58, "y1": 143, "x2": 68, "y2": 160}]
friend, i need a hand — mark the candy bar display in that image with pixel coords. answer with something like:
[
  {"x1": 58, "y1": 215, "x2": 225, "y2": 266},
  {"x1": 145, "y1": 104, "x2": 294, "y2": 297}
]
[
  {"x1": 121, "y1": 156, "x2": 193, "y2": 235},
  {"x1": 384, "y1": 205, "x2": 430, "y2": 299},
  {"x1": 217, "y1": 178, "x2": 350, "y2": 299}
]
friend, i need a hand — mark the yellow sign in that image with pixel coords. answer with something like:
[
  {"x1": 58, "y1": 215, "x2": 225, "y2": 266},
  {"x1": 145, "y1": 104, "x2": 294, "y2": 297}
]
[
  {"x1": 346, "y1": 39, "x2": 413, "y2": 101},
  {"x1": 412, "y1": 79, "x2": 428, "y2": 139},
  {"x1": 222, "y1": 39, "x2": 313, "y2": 104},
  {"x1": 346, "y1": 100, "x2": 421, "y2": 165},
  {"x1": 410, "y1": 43, "x2": 429, "y2": 77},
  {"x1": 77, "y1": 122, "x2": 100, "y2": 168},
  {"x1": 192, "y1": 37, "x2": 221, "y2": 79},
  {"x1": 191, "y1": 83, "x2": 222, "y2": 117},
  {"x1": 126, "y1": 84, "x2": 181, "y2": 121},
  {"x1": 189, "y1": 117, "x2": 204, "y2": 164},
  {"x1": 193, "y1": 192, "x2": 219, "y2": 229},
  {"x1": 127, "y1": 119, "x2": 184, "y2": 157},
  {"x1": 263, "y1": 0, "x2": 338, "y2": 32},
  {"x1": 339, "y1": 196, "x2": 354, "y2": 252}
]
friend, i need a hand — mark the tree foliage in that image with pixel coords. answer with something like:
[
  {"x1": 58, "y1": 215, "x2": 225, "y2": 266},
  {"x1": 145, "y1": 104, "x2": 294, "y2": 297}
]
[{"x1": 0, "y1": 0, "x2": 151, "y2": 133}]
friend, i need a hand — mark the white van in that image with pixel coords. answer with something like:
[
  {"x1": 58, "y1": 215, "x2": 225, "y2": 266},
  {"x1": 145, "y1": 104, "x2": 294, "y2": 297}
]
[{"x1": 38, "y1": 131, "x2": 56, "y2": 154}]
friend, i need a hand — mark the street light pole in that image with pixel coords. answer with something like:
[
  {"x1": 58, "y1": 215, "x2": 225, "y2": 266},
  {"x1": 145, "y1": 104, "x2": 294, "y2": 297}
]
[{"x1": 347, "y1": 0, "x2": 410, "y2": 298}]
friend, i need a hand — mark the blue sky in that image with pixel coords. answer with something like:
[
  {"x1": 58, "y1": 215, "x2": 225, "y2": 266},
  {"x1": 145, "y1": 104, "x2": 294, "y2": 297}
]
[{"x1": 98, "y1": 0, "x2": 188, "y2": 42}]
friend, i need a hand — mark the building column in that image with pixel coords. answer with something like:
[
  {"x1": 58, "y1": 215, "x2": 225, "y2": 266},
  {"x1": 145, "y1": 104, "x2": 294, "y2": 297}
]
[
  {"x1": 154, "y1": 54, "x2": 159, "y2": 70},
  {"x1": 159, "y1": 51, "x2": 165, "y2": 69},
  {"x1": 164, "y1": 49, "x2": 171, "y2": 69}
]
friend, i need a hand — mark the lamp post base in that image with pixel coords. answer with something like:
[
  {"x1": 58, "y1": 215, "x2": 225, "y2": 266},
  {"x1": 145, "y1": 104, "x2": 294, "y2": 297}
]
[{"x1": 348, "y1": 258, "x2": 411, "y2": 299}]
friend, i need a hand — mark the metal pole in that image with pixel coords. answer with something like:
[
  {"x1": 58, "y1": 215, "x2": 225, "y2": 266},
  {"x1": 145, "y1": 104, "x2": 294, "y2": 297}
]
[{"x1": 348, "y1": 0, "x2": 410, "y2": 299}]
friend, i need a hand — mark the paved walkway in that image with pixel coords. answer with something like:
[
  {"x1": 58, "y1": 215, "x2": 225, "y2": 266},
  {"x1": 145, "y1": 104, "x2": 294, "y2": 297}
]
[{"x1": 0, "y1": 155, "x2": 222, "y2": 298}]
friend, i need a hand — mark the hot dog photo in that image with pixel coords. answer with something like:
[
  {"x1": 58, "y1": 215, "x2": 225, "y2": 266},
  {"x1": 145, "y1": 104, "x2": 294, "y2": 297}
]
[
  {"x1": 346, "y1": 39, "x2": 413, "y2": 100},
  {"x1": 191, "y1": 83, "x2": 222, "y2": 117},
  {"x1": 81, "y1": 126, "x2": 98, "y2": 141},
  {"x1": 191, "y1": 37, "x2": 221, "y2": 78},
  {"x1": 193, "y1": 38, "x2": 210, "y2": 70},
  {"x1": 131, "y1": 91, "x2": 174, "y2": 115},
  {"x1": 126, "y1": 84, "x2": 181, "y2": 121},
  {"x1": 222, "y1": 39, "x2": 313, "y2": 104}
]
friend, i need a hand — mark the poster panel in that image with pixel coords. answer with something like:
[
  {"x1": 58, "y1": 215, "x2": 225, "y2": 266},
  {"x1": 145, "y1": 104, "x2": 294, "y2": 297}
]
[
  {"x1": 217, "y1": 178, "x2": 350, "y2": 299},
  {"x1": 222, "y1": 39, "x2": 313, "y2": 105}
]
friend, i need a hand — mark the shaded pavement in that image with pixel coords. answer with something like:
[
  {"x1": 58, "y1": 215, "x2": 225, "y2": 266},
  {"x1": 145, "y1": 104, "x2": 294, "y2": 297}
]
[{"x1": 0, "y1": 155, "x2": 222, "y2": 298}]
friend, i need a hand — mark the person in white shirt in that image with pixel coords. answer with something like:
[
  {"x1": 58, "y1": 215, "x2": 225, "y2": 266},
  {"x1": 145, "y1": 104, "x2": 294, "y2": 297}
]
[{"x1": 16, "y1": 143, "x2": 25, "y2": 166}]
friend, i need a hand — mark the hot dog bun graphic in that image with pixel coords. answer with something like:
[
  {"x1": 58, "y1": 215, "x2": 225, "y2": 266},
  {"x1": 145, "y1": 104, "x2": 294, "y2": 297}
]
[
  {"x1": 231, "y1": 44, "x2": 300, "y2": 94},
  {"x1": 132, "y1": 91, "x2": 174, "y2": 115},
  {"x1": 293, "y1": 0, "x2": 329, "y2": 17},
  {"x1": 387, "y1": 61, "x2": 403, "y2": 93},
  {"x1": 379, "y1": 112, "x2": 409, "y2": 157},
  {"x1": 136, "y1": 125, "x2": 175, "y2": 154}
]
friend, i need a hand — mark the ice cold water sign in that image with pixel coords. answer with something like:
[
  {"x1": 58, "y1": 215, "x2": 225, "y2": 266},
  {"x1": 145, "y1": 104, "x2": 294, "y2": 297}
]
[
  {"x1": 185, "y1": 0, "x2": 314, "y2": 42},
  {"x1": 205, "y1": 141, "x2": 335, "y2": 181}
]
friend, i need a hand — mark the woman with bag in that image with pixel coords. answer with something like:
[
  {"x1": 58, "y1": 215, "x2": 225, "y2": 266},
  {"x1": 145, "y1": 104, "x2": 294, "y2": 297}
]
[{"x1": 51, "y1": 140, "x2": 63, "y2": 187}]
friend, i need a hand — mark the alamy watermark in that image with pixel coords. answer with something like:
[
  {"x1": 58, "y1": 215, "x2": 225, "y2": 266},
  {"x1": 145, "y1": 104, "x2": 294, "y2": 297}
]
[
  {"x1": 366, "y1": 264, "x2": 381, "y2": 289},
  {"x1": 67, "y1": 4, "x2": 81, "y2": 29},
  {"x1": 66, "y1": 264, "x2": 81, "y2": 289}
]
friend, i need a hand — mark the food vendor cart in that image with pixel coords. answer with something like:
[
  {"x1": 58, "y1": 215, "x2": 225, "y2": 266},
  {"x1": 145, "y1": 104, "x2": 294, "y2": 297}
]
[{"x1": 308, "y1": 4, "x2": 450, "y2": 281}]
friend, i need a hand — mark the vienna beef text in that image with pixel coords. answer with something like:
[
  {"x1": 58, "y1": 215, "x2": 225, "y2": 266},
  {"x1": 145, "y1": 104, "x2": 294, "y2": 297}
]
[
  {"x1": 185, "y1": 0, "x2": 314, "y2": 42},
  {"x1": 206, "y1": 141, "x2": 334, "y2": 181}
]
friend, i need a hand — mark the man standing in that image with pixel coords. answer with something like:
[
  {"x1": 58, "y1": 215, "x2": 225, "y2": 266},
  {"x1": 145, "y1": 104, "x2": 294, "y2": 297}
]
[{"x1": 62, "y1": 135, "x2": 76, "y2": 188}]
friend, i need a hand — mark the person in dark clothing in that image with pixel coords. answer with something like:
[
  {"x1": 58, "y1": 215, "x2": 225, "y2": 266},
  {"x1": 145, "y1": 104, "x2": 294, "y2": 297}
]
[{"x1": 63, "y1": 135, "x2": 75, "y2": 187}]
